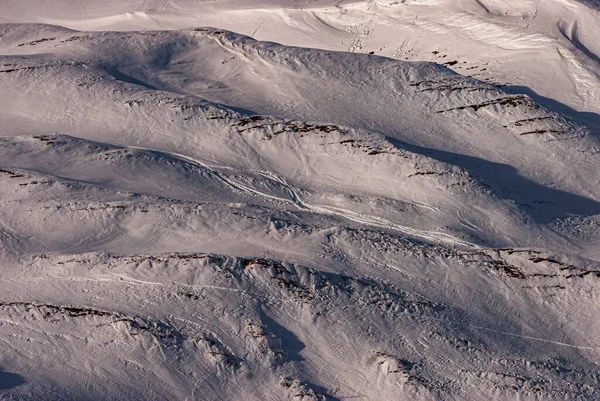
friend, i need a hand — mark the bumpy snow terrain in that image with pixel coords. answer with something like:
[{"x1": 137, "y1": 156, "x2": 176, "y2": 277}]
[{"x1": 0, "y1": 1, "x2": 599, "y2": 400}]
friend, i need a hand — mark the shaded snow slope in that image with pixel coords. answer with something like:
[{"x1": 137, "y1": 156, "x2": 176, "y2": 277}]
[
  {"x1": 1, "y1": 0, "x2": 599, "y2": 120},
  {"x1": 1, "y1": 251, "x2": 599, "y2": 401},
  {"x1": 0, "y1": 5, "x2": 599, "y2": 401},
  {"x1": 1, "y1": 27, "x2": 599, "y2": 256}
]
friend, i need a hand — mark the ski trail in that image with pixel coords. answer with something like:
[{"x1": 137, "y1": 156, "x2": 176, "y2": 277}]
[
  {"x1": 523, "y1": 0, "x2": 542, "y2": 31},
  {"x1": 250, "y1": 17, "x2": 265, "y2": 38},
  {"x1": 252, "y1": 170, "x2": 477, "y2": 248},
  {"x1": 169, "y1": 150, "x2": 478, "y2": 248},
  {"x1": 105, "y1": 141, "x2": 479, "y2": 249},
  {"x1": 471, "y1": 325, "x2": 600, "y2": 352},
  {"x1": 33, "y1": 274, "x2": 244, "y2": 293},
  {"x1": 416, "y1": 314, "x2": 600, "y2": 352}
]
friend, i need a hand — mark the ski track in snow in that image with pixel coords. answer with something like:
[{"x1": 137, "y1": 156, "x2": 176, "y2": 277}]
[{"x1": 123, "y1": 143, "x2": 480, "y2": 249}]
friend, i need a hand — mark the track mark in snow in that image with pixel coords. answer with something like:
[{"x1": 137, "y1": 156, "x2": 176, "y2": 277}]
[
  {"x1": 392, "y1": 35, "x2": 422, "y2": 60},
  {"x1": 251, "y1": 18, "x2": 266, "y2": 38},
  {"x1": 89, "y1": 139, "x2": 478, "y2": 248},
  {"x1": 391, "y1": 37, "x2": 411, "y2": 59},
  {"x1": 417, "y1": 314, "x2": 600, "y2": 353},
  {"x1": 46, "y1": 274, "x2": 244, "y2": 294},
  {"x1": 523, "y1": 0, "x2": 542, "y2": 31},
  {"x1": 346, "y1": 20, "x2": 374, "y2": 53},
  {"x1": 471, "y1": 325, "x2": 600, "y2": 352},
  {"x1": 178, "y1": 156, "x2": 476, "y2": 247}
]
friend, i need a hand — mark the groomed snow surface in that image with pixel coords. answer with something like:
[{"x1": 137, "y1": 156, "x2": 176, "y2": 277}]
[{"x1": 0, "y1": 1, "x2": 599, "y2": 400}]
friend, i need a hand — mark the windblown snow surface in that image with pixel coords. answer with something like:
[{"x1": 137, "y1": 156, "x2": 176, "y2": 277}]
[{"x1": 1, "y1": 1, "x2": 600, "y2": 400}]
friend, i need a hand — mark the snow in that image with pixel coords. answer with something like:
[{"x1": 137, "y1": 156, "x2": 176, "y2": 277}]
[{"x1": 0, "y1": 1, "x2": 599, "y2": 400}]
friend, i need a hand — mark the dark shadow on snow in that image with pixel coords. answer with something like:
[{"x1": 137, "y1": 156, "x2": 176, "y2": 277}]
[
  {"x1": 0, "y1": 367, "x2": 26, "y2": 390},
  {"x1": 105, "y1": 67, "x2": 158, "y2": 90},
  {"x1": 503, "y1": 85, "x2": 600, "y2": 139},
  {"x1": 258, "y1": 308, "x2": 305, "y2": 362},
  {"x1": 103, "y1": 65, "x2": 259, "y2": 117},
  {"x1": 392, "y1": 138, "x2": 600, "y2": 224},
  {"x1": 258, "y1": 309, "x2": 341, "y2": 400}
]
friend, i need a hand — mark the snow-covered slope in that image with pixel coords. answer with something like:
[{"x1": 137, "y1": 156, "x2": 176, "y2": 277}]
[
  {"x1": 2, "y1": 0, "x2": 600, "y2": 118},
  {"x1": 0, "y1": 1, "x2": 599, "y2": 400}
]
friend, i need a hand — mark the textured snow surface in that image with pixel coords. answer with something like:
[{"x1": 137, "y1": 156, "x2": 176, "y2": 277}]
[{"x1": 0, "y1": 1, "x2": 599, "y2": 400}]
